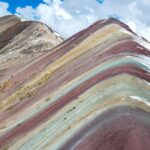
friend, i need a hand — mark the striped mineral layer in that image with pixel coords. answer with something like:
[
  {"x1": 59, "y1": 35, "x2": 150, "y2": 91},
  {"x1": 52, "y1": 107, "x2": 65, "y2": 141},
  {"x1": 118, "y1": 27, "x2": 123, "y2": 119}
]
[{"x1": 0, "y1": 15, "x2": 150, "y2": 150}]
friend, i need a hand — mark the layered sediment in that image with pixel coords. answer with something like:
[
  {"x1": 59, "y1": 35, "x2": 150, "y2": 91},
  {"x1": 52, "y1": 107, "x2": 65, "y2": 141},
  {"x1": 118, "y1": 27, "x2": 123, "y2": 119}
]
[{"x1": 0, "y1": 16, "x2": 149, "y2": 150}]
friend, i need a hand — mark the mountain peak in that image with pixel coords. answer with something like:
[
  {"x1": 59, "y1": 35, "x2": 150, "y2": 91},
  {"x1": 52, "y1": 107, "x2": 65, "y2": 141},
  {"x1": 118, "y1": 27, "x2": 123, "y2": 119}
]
[
  {"x1": 0, "y1": 15, "x2": 150, "y2": 150},
  {"x1": 0, "y1": 15, "x2": 63, "y2": 82}
]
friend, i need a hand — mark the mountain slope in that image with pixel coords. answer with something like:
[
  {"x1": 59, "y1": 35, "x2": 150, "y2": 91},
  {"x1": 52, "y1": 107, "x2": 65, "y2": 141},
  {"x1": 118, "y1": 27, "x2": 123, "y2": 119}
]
[
  {"x1": 0, "y1": 17, "x2": 149, "y2": 150},
  {"x1": 0, "y1": 15, "x2": 63, "y2": 82}
]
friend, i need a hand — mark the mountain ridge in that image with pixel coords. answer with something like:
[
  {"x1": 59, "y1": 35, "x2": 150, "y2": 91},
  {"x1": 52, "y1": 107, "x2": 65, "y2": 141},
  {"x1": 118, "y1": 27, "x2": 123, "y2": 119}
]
[
  {"x1": 0, "y1": 15, "x2": 149, "y2": 150},
  {"x1": 0, "y1": 15, "x2": 63, "y2": 83}
]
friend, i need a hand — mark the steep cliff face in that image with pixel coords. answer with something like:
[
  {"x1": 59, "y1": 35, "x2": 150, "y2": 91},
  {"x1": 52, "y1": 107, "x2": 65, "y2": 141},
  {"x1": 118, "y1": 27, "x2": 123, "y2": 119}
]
[
  {"x1": 0, "y1": 16, "x2": 150, "y2": 150},
  {"x1": 0, "y1": 15, "x2": 63, "y2": 82}
]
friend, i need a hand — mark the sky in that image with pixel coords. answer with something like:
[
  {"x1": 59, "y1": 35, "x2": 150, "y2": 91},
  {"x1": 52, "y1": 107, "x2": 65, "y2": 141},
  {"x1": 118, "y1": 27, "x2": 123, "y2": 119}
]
[{"x1": 0, "y1": 0, "x2": 150, "y2": 40}]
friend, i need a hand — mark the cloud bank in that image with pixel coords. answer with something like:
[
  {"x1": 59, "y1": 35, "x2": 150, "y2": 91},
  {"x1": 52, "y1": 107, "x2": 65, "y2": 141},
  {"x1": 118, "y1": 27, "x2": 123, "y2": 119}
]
[
  {"x1": 0, "y1": 1, "x2": 11, "y2": 16},
  {"x1": 16, "y1": 0, "x2": 102, "y2": 38},
  {"x1": 0, "y1": 0, "x2": 150, "y2": 40}
]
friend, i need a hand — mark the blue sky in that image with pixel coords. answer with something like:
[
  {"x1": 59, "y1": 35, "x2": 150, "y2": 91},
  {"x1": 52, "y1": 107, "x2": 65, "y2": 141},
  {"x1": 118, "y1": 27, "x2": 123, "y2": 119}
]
[
  {"x1": 1, "y1": 0, "x2": 43, "y2": 13},
  {"x1": 1, "y1": 0, "x2": 103, "y2": 13},
  {"x1": 0, "y1": 0, "x2": 150, "y2": 40}
]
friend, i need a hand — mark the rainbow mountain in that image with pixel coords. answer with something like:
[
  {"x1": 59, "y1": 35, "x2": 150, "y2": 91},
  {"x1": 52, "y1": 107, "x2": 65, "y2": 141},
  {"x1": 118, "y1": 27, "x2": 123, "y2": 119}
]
[{"x1": 0, "y1": 15, "x2": 150, "y2": 150}]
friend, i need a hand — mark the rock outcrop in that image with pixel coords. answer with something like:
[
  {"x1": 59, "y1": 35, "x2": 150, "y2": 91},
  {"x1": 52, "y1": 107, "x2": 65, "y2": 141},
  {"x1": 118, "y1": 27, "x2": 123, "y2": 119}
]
[
  {"x1": 0, "y1": 15, "x2": 63, "y2": 82},
  {"x1": 0, "y1": 16, "x2": 149, "y2": 150}
]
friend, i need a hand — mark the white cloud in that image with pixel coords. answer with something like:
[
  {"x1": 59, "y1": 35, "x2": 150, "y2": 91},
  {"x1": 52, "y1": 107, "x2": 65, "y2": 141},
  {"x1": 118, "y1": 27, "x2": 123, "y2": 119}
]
[
  {"x1": 16, "y1": 6, "x2": 38, "y2": 20},
  {"x1": 100, "y1": 0, "x2": 150, "y2": 41},
  {"x1": 37, "y1": 0, "x2": 103, "y2": 37},
  {"x1": 0, "y1": 1, "x2": 11, "y2": 17},
  {"x1": 11, "y1": 0, "x2": 150, "y2": 40},
  {"x1": 43, "y1": 0, "x2": 51, "y2": 4},
  {"x1": 15, "y1": 0, "x2": 102, "y2": 38}
]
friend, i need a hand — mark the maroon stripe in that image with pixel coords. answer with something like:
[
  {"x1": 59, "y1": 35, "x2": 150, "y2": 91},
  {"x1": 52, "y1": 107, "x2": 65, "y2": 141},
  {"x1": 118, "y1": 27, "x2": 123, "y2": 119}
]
[
  {"x1": 0, "y1": 64, "x2": 149, "y2": 148},
  {"x1": 0, "y1": 40, "x2": 149, "y2": 121},
  {"x1": 0, "y1": 18, "x2": 99, "y2": 99},
  {"x1": 0, "y1": 19, "x2": 103, "y2": 95},
  {"x1": 0, "y1": 18, "x2": 137, "y2": 100},
  {"x1": 61, "y1": 106, "x2": 150, "y2": 150}
]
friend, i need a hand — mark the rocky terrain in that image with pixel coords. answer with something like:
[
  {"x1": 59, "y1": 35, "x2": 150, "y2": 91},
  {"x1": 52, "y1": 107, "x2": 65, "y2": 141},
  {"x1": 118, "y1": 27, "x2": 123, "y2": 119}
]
[
  {"x1": 0, "y1": 15, "x2": 63, "y2": 83},
  {"x1": 0, "y1": 15, "x2": 149, "y2": 150}
]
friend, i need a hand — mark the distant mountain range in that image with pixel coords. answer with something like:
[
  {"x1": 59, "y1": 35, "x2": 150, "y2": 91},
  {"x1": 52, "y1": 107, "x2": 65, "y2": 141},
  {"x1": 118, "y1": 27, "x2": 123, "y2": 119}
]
[{"x1": 0, "y1": 15, "x2": 149, "y2": 150}]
